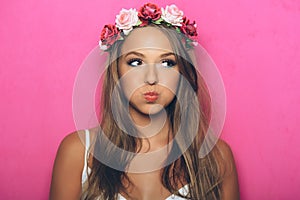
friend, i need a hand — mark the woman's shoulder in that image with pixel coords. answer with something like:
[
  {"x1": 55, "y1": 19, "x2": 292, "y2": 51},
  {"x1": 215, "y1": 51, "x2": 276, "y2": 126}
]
[
  {"x1": 59, "y1": 130, "x2": 84, "y2": 150},
  {"x1": 215, "y1": 139, "x2": 235, "y2": 160},
  {"x1": 58, "y1": 127, "x2": 99, "y2": 156},
  {"x1": 50, "y1": 129, "x2": 91, "y2": 199},
  {"x1": 214, "y1": 139, "x2": 237, "y2": 173},
  {"x1": 53, "y1": 130, "x2": 86, "y2": 170},
  {"x1": 214, "y1": 139, "x2": 240, "y2": 199}
]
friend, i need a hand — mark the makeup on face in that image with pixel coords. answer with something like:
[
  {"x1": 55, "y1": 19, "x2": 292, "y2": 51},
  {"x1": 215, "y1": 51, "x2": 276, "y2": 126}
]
[{"x1": 143, "y1": 91, "x2": 159, "y2": 102}]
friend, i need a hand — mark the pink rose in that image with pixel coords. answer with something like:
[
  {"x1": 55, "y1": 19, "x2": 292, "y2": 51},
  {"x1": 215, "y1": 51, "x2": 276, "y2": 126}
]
[
  {"x1": 161, "y1": 4, "x2": 184, "y2": 26},
  {"x1": 115, "y1": 8, "x2": 139, "y2": 35},
  {"x1": 180, "y1": 16, "x2": 198, "y2": 39},
  {"x1": 138, "y1": 3, "x2": 161, "y2": 25},
  {"x1": 99, "y1": 24, "x2": 121, "y2": 50}
]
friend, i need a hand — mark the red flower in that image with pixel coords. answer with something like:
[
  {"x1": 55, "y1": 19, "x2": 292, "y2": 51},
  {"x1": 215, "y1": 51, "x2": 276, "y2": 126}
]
[
  {"x1": 100, "y1": 24, "x2": 121, "y2": 47},
  {"x1": 180, "y1": 17, "x2": 198, "y2": 39},
  {"x1": 138, "y1": 3, "x2": 161, "y2": 25}
]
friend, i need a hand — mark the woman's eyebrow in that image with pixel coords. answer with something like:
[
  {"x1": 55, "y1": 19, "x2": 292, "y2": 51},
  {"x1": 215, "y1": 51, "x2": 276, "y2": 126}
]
[
  {"x1": 124, "y1": 51, "x2": 145, "y2": 59},
  {"x1": 160, "y1": 52, "x2": 175, "y2": 58},
  {"x1": 123, "y1": 51, "x2": 175, "y2": 59}
]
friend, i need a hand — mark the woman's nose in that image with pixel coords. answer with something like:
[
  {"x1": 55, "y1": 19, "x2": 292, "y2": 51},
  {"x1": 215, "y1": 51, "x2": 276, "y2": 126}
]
[{"x1": 144, "y1": 63, "x2": 158, "y2": 85}]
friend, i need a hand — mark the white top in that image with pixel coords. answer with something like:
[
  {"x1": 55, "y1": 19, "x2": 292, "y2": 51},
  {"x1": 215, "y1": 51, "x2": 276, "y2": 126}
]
[{"x1": 81, "y1": 129, "x2": 189, "y2": 200}]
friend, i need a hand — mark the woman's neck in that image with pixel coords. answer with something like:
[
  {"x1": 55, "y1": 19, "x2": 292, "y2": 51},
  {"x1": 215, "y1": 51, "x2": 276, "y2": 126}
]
[{"x1": 129, "y1": 106, "x2": 171, "y2": 152}]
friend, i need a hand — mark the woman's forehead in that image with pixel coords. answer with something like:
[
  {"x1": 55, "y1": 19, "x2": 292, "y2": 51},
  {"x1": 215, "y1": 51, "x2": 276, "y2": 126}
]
[{"x1": 121, "y1": 26, "x2": 173, "y2": 55}]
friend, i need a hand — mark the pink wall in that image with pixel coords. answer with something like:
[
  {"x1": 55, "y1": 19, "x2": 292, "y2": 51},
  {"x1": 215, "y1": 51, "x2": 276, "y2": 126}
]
[{"x1": 1, "y1": 0, "x2": 299, "y2": 199}]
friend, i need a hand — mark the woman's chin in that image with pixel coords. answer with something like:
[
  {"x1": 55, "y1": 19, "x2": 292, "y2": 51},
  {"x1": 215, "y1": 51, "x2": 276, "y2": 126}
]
[{"x1": 141, "y1": 104, "x2": 165, "y2": 116}]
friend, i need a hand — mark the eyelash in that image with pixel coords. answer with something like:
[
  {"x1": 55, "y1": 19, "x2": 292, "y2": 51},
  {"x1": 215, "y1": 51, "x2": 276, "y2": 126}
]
[
  {"x1": 126, "y1": 58, "x2": 177, "y2": 68},
  {"x1": 161, "y1": 59, "x2": 177, "y2": 68},
  {"x1": 127, "y1": 58, "x2": 143, "y2": 67}
]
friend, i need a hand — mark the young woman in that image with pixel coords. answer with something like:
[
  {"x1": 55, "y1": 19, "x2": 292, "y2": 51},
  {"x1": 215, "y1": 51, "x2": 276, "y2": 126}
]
[{"x1": 50, "y1": 3, "x2": 239, "y2": 200}]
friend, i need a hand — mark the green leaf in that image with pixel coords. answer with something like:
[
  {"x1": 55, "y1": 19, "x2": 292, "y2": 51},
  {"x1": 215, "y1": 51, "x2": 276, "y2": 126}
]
[
  {"x1": 136, "y1": 20, "x2": 142, "y2": 26},
  {"x1": 119, "y1": 36, "x2": 124, "y2": 41},
  {"x1": 153, "y1": 18, "x2": 164, "y2": 25}
]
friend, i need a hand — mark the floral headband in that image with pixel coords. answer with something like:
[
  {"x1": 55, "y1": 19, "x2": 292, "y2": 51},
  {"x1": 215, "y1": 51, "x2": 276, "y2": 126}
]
[{"x1": 99, "y1": 3, "x2": 198, "y2": 51}]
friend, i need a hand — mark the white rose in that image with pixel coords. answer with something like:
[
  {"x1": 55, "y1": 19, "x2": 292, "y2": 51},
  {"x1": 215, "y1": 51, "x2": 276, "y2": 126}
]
[
  {"x1": 115, "y1": 8, "x2": 139, "y2": 35},
  {"x1": 161, "y1": 4, "x2": 184, "y2": 26}
]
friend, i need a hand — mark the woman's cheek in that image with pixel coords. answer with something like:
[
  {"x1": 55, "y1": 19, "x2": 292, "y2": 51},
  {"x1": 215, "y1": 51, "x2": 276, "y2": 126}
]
[
  {"x1": 157, "y1": 70, "x2": 180, "y2": 94},
  {"x1": 119, "y1": 68, "x2": 145, "y2": 99}
]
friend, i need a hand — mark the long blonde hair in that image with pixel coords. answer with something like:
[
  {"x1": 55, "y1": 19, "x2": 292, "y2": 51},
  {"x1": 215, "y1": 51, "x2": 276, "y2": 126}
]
[{"x1": 82, "y1": 24, "x2": 226, "y2": 200}]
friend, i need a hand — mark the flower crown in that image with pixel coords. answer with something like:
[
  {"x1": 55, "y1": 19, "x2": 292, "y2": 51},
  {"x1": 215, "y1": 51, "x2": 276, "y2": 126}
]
[{"x1": 99, "y1": 3, "x2": 198, "y2": 51}]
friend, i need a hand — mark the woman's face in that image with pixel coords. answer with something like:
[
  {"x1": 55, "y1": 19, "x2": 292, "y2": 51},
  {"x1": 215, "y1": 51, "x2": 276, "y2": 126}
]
[{"x1": 117, "y1": 27, "x2": 180, "y2": 117}]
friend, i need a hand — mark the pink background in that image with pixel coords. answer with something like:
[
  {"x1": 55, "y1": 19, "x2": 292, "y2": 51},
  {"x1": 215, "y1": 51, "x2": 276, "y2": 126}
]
[{"x1": 1, "y1": 0, "x2": 299, "y2": 199}]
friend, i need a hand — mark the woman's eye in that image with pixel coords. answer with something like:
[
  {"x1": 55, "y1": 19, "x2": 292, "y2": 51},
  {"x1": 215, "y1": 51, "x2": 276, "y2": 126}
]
[
  {"x1": 161, "y1": 59, "x2": 177, "y2": 68},
  {"x1": 127, "y1": 58, "x2": 143, "y2": 67}
]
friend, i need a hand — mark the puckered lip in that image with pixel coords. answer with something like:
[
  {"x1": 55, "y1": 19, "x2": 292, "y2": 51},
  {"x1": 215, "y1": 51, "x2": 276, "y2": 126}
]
[
  {"x1": 143, "y1": 91, "x2": 159, "y2": 96},
  {"x1": 143, "y1": 91, "x2": 159, "y2": 102}
]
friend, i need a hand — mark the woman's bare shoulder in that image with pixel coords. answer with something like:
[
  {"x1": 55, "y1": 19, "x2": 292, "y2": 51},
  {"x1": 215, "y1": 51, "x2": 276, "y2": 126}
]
[
  {"x1": 59, "y1": 127, "x2": 99, "y2": 151},
  {"x1": 52, "y1": 130, "x2": 90, "y2": 176},
  {"x1": 50, "y1": 127, "x2": 100, "y2": 199},
  {"x1": 57, "y1": 130, "x2": 86, "y2": 158},
  {"x1": 50, "y1": 130, "x2": 86, "y2": 200},
  {"x1": 213, "y1": 139, "x2": 237, "y2": 176},
  {"x1": 215, "y1": 139, "x2": 235, "y2": 163},
  {"x1": 215, "y1": 139, "x2": 240, "y2": 200}
]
